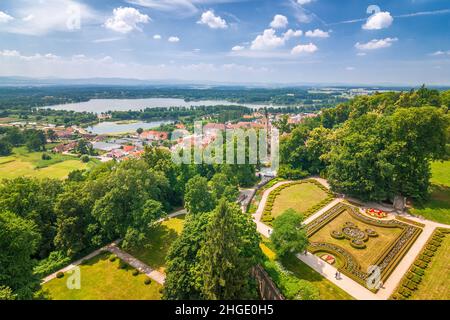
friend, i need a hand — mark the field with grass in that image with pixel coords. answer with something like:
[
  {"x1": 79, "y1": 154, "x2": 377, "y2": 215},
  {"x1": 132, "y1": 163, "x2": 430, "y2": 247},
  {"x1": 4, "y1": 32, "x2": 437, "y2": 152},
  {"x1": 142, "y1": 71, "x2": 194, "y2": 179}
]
[
  {"x1": 309, "y1": 208, "x2": 403, "y2": 271},
  {"x1": 409, "y1": 231, "x2": 450, "y2": 300},
  {"x1": 260, "y1": 241, "x2": 354, "y2": 300},
  {"x1": 270, "y1": 182, "x2": 330, "y2": 218},
  {"x1": 41, "y1": 253, "x2": 162, "y2": 300},
  {"x1": 126, "y1": 215, "x2": 185, "y2": 274},
  {"x1": 0, "y1": 146, "x2": 98, "y2": 180},
  {"x1": 410, "y1": 161, "x2": 450, "y2": 225}
]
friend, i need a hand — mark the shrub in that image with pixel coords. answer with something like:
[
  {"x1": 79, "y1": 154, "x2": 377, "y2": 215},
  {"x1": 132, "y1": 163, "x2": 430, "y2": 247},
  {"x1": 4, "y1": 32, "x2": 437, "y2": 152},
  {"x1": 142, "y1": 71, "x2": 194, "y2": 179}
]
[
  {"x1": 427, "y1": 245, "x2": 437, "y2": 252},
  {"x1": 118, "y1": 260, "x2": 127, "y2": 269},
  {"x1": 419, "y1": 255, "x2": 431, "y2": 263},
  {"x1": 411, "y1": 267, "x2": 425, "y2": 276},
  {"x1": 399, "y1": 287, "x2": 412, "y2": 298},
  {"x1": 414, "y1": 260, "x2": 428, "y2": 269},
  {"x1": 132, "y1": 270, "x2": 139, "y2": 276},
  {"x1": 41, "y1": 153, "x2": 52, "y2": 160},
  {"x1": 33, "y1": 251, "x2": 71, "y2": 278},
  {"x1": 80, "y1": 155, "x2": 90, "y2": 163},
  {"x1": 144, "y1": 278, "x2": 152, "y2": 285},
  {"x1": 56, "y1": 272, "x2": 64, "y2": 279},
  {"x1": 109, "y1": 255, "x2": 117, "y2": 262}
]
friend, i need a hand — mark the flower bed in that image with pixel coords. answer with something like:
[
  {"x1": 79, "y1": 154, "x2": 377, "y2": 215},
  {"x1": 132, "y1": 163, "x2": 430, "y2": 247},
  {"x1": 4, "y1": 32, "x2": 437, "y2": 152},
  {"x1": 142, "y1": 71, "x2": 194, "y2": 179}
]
[{"x1": 366, "y1": 208, "x2": 387, "y2": 219}]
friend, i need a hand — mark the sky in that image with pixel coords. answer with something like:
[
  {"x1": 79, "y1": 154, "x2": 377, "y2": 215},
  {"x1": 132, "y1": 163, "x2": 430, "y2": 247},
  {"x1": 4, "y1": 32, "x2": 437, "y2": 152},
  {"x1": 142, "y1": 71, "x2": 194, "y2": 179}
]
[{"x1": 0, "y1": 0, "x2": 449, "y2": 85}]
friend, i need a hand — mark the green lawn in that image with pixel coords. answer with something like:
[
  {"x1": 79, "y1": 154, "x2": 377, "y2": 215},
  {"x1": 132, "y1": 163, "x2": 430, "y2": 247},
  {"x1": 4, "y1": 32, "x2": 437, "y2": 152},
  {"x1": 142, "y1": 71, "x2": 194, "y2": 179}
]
[
  {"x1": 0, "y1": 146, "x2": 98, "y2": 180},
  {"x1": 41, "y1": 253, "x2": 162, "y2": 300},
  {"x1": 410, "y1": 185, "x2": 450, "y2": 225},
  {"x1": 126, "y1": 215, "x2": 185, "y2": 274},
  {"x1": 260, "y1": 241, "x2": 354, "y2": 300},
  {"x1": 409, "y1": 231, "x2": 450, "y2": 300},
  {"x1": 430, "y1": 161, "x2": 450, "y2": 187},
  {"x1": 270, "y1": 182, "x2": 330, "y2": 218},
  {"x1": 410, "y1": 161, "x2": 450, "y2": 224}
]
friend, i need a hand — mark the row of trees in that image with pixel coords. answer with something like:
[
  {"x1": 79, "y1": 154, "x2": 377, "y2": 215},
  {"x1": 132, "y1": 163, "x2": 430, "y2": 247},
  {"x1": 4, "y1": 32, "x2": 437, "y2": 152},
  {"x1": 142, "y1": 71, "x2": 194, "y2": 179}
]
[
  {"x1": 164, "y1": 174, "x2": 261, "y2": 300},
  {"x1": 280, "y1": 87, "x2": 449, "y2": 201},
  {"x1": 0, "y1": 144, "x2": 261, "y2": 299},
  {"x1": 0, "y1": 127, "x2": 49, "y2": 155}
]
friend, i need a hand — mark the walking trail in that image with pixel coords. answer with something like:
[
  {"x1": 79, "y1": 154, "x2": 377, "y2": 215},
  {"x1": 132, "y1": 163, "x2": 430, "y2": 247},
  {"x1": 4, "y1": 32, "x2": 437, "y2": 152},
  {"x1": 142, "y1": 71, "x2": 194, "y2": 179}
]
[
  {"x1": 42, "y1": 209, "x2": 187, "y2": 285},
  {"x1": 252, "y1": 178, "x2": 450, "y2": 300}
]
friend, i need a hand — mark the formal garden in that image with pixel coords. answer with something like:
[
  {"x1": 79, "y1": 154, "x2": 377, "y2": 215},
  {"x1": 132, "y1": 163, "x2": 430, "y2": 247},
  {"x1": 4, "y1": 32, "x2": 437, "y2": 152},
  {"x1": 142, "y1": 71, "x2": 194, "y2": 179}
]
[
  {"x1": 391, "y1": 228, "x2": 450, "y2": 300},
  {"x1": 306, "y1": 202, "x2": 423, "y2": 291},
  {"x1": 124, "y1": 215, "x2": 185, "y2": 274},
  {"x1": 40, "y1": 253, "x2": 163, "y2": 300},
  {"x1": 261, "y1": 179, "x2": 334, "y2": 225}
]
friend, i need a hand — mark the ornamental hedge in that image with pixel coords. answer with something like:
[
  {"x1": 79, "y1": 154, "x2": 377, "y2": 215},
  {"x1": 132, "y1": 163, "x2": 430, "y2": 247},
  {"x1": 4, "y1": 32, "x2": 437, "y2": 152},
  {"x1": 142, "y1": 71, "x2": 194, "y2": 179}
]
[{"x1": 390, "y1": 228, "x2": 449, "y2": 300}]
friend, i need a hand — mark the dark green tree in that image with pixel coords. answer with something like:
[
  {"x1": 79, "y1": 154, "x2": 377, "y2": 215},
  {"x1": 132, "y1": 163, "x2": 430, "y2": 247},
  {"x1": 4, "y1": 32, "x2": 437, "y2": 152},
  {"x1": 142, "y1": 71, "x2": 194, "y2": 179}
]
[{"x1": 271, "y1": 209, "x2": 308, "y2": 258}]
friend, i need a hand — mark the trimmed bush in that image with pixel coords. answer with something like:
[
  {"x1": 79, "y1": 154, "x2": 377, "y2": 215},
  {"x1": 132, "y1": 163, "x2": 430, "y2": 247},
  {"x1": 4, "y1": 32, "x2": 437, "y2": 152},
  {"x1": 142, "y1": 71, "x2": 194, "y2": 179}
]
[
  {"x1": 132, "y1": 269, "x2": 139, "y2": 276},
  {"x1": 144, "y1": 278, "x2": 152, "y2": 285},
  {"x1": 109, "y1": 255, "x2": 117, "y2": 262},
  {"x1": 118, "y1": 260, "x2": 127, "y2": 270},
  {"x1": 56, "y1": 272, "x2": 64, "y2": 279}
]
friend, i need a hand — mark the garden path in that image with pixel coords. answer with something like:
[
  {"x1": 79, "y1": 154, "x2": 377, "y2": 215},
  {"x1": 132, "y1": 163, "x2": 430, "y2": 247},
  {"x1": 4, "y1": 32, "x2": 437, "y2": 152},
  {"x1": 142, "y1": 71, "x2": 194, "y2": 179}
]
[{"x1": 252, "y1": 179, "x2": 448, "y2": 300}]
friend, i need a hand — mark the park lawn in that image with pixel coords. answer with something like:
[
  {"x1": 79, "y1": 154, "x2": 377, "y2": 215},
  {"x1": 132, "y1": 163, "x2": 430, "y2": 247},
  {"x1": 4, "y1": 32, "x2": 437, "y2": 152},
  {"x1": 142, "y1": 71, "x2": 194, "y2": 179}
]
[
  {"x1": 260, "y1": 241, "x2": 354, "y2": 300},
  {"x1": 410, "y1": 185, "x2": 450, "y2": 225},
  {"x1": 0, "y1": 146, "x2": 97, "y2": 180},
  {"x1": 409, "y1": 231, "x2": 450, "y2": 300},
  {"x1": 309, "y1": 208, "x2": 403, "y2": 271},
  {"x1": 409, "y1": 161, "x2": 450, "y2": 225},
  {"x1": 271, "y1": 182, "x2": 329, "y2": 218},
  {"x1": 430, "y1": 161, "x2": 450, "y2": 187},
  {"x1": 41, "y1": 253, "x2": 162, "y2": 300},
  {"x1": 126, "y1": 215, "x2": 186, "y2": 274}
]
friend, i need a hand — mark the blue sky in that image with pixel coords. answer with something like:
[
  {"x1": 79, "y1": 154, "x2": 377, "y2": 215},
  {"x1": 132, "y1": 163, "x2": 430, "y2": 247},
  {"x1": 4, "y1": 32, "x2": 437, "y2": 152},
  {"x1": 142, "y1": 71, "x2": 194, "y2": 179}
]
[{"x1": 0, "y1": 0, "x2": 449, "y2": 85}]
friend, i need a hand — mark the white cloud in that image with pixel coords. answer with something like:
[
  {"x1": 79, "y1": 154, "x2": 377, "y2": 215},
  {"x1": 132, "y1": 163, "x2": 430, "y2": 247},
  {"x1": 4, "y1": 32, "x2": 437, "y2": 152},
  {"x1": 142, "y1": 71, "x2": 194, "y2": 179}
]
[
  {"x1": 0, "y1": 0, "x2": 99, "y2": 36},
  {"x1": 305, "y1": 29, "x2": 329, "y2": 38},
  {"x1": 363, "y1": 11, "x2": 393, "y2": 30},
  {"x1": 297, "y1": 0, "x2": 314, "y2": 5},
  {"x1": 357, "y1": 52, "x2": 367, "y2": 56},
  {"x1": 270, "y1": 14, "x2": 288, "y2": 29},
  {"x1": 430, "y1": 50, "x2": 450, "y2": 56},
  {"x1": 232, "y1": 45, "x2": 245, "y2": 51},
  {"x1": 346, "y1": 66, "x2": 355, "y2": 71},
  {"x1": 0, "y1": 49, "x2": 60, "y2": 61},
  {"x1": 283, "y1": 29, "x2": 303, "y2": 40},
  {"x1": 197, "y1": 10, "x2": 228, "y2": 29},
  {"x1": 0, "y1": 11, "x2": 14, "y2": 23},
  {"x1": 92, "y1": 37, "x2": 123, "y2": 43},
  {"x1": 291, "y1": 43, "x2": 318, "y2": 54},
  {"x1": 105, "y1": 7, "x2": 150, "y2": 34},
  {"x1": 168, "y1": 36, "x2": 180, "y2": 42},
  {"x1": 355, "y1": 37, "x2": 398, "y2": 51},
  {"x1": 250, "y1": 29, "x2": 285, "y2": 50},
  {"x1": 153, "y1": 34, "x2": 162, "y2": 40}
]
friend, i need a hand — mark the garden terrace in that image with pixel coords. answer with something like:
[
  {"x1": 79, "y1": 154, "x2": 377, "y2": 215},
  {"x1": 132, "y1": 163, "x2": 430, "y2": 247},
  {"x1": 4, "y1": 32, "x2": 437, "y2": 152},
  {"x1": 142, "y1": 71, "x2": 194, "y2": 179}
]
[
  {"x1": 391, "y1": 228, "x2": 450, "y2": 300},
  {"x1": 262, "y1": 179, "x2": 334, "y2": 224},
  {"x1": 41, "y1": 253, "x2": 162, "y2": 300},
  {"x1": 306, "y1": 203, "x2": 423, "y2": 291}
]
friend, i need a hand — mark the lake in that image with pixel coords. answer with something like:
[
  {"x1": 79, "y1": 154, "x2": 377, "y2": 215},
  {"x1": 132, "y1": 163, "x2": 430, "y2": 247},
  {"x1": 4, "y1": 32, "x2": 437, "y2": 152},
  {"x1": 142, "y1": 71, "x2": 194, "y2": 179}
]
[
  {"x1": 86, "y1": 120, "x2": 172, "y2": 135},
  {"x1": 42, "y1": 98, "x2": 281, "y2": 113}
]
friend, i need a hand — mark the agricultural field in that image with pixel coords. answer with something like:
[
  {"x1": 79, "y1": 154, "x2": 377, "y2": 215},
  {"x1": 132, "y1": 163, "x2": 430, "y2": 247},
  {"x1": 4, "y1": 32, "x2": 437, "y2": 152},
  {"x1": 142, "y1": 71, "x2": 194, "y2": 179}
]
[
  {"x1": 125, "y1": 215, "x2": 185, "y2": 274},
  {"x1": 0, "y1": 146, "x2": 98, "y2": 180},
  {"x1": 41, "y1": 253, "x2": 162, "y2": 300},
  {"x1": 260, "y1": 241, "x2": 354, "y2": 300},
  {"x1": 410, "y1": 161, "x2": 450, "y2": 224}
]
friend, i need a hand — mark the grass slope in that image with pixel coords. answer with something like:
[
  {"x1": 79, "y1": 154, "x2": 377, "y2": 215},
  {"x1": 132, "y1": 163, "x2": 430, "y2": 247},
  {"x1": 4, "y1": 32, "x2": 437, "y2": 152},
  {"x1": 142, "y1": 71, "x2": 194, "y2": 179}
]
[
  {"x1": 126, "y1": 215, "x2": 185, "y2": 274},
  {"x1": 410, "y1": 161, "x2": 450, "y2": 225},
  {"x1": 42, "y1": 253, "x2": 162, "y2": 300},
  {"x1": 410, "y1": 231, "x2": 450, "y2": 300},
  {"x1": 0, "y1": 146, "x2": 97, "y2": 180}
]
